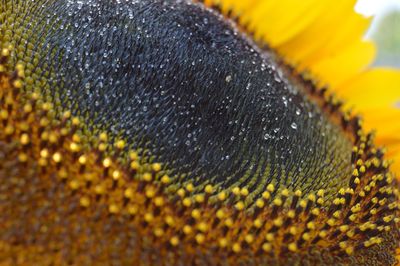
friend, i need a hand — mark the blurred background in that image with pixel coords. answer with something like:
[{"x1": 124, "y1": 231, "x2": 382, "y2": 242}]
[{"x1": 356, "y1": 0, "x2": 400, "y2": 67}]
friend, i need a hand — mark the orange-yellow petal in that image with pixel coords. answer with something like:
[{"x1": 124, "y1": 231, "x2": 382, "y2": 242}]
[
  {"x1": 361, "y1": 107, "x2": 400, "y2": 138},
  {"x1": 335, "y1": 68, "x2": 400, "y2": 110},
  {"x1": 276, "y1": 0, "x2": 358, "y2": 65},
  {"x1": 299, "y1": 11, "x2": 372, "y2": 67},
  {"x1": 248, "y1": 0, "x2": 326, "y2": 46},
  {"x1": 391, "y1": 153, "x2": 400, "y2": 176},
  {"x1": 309, "y1": 40, "x2": 376, "y2": 87}
]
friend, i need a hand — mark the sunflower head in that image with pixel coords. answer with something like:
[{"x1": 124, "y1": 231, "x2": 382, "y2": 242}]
[{"x1": 0, "y1": 0, "x2": 399, "y2": 265}]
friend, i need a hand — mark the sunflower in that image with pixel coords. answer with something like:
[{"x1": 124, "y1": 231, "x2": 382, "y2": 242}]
[{"x1": 0, "y1": 0, "x2": 399, "y2": 265}]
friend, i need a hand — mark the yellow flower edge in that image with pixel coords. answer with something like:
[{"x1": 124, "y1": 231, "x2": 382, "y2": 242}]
[{"x1": 204, "y1": 0, "x2": 400, "y2": 176}]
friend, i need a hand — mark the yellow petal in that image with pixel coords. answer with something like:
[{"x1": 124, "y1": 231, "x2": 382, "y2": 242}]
[
  {"x1": 335, "y1": 68, "x2": 400, "y2": 110},
  {"x1": 301, "y1": 12, "x2": 372, "y2": 67},
  {"x1": 391, "y1": 153, "x2": 400, "y2": 176},
  {"x1": 309, "y1": 40, "x2": 376, "y2": 87},
  {"x1": 208, "y1": 0, "x2": 326, "y2": 47},
  {"x1": 211, "y1": 0, "x2": 257, "y2": 14},
  {"x1": 220, "y1": 0, "x2": 258, "y2": 14},
  {"x1": 251, "y1": 0, "x2": 326, "y2": 46},
  {"x1": 386, "y1": 145, "x2": 400, "y2": 158},
  {"x1": 362, "y1": 107, "x2": 400, "y2": 137},
  {"x1": 276, "y1": 0, "x2": 358, "y2": 65}
]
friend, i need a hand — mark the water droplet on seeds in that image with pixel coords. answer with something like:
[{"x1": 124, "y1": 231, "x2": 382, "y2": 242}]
[
  {"x1": 291, "y1": 122, "x2": 298, "y2": 130},
  {"x1": 282, "y1": 96, "x2": 288, "y2": 107}
]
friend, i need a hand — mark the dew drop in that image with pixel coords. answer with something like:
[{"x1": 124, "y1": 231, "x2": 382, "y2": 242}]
[
  {"x1": 282, "y1": 96, "x2": 288, "y2": 107},
  {"x1": 264, "y1": 133, "x2": 271, "y2": 140}
]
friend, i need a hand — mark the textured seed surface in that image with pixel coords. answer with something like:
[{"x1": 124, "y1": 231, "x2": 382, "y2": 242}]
[{"x1": 0, "y1": 0, "x2": 399, "y2": 265}]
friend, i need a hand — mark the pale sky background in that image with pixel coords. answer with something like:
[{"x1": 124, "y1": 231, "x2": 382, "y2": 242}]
[{"x1": 356, "y1": 0, "x2": 400, "y2": 36}]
